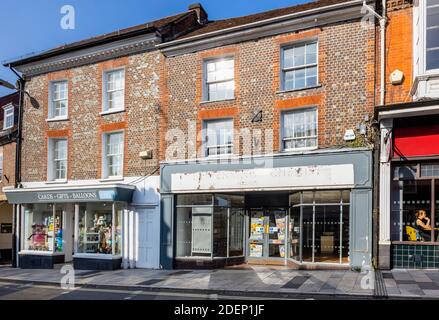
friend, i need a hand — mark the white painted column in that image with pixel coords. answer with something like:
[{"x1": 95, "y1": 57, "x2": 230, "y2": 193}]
[
  {"x1": 379, "y1": 119, "x2": 393, "y2": 244},
  {"x1": 122, "y1": 208, "x2": 129, "y2": 269},
  {"x1": 128, "y1": 209, "x2": 135, "y2": 269}
]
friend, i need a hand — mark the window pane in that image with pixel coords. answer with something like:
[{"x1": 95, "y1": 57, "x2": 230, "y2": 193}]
[
  {"x1": 305, "y1": 109, "x2": 317, "y2": 136},
  {"x1": 283, "y1": 47, "x2": 295, "y2": 69},
  {"x1": 213, "y1": 207, "x2": 228, "y2": 257},
  {"x1": 427, "y1": 28, "x2": 439, "y2": 50},
  {"x1": 428, "y1": 0, "x2": 439, "y2": 7},
  {"x1": 108, "y1": 90, "x2": 124, "y2": 110},
  {"x1": 427, "y1": 49, "x2": 439, "y2": 70},
  {"x1": 177, "y1": 194, "x2": 212, "y2": 206},
  {"x1": 391, "y1": 179, "x2": 432, "y2": 242},
  {"x1": 175, "y1": 207, "x2": 193, "y2": 257},
  {"x1": 293, "y1": 68, "x2": 306, "y2": 89},
  {"x1": 427, "y1": 6, "x2": 439, "y2": 27},
  {"x1": 306, "y1": 66, "x2": 318, "y2": 87},
  {"x1": 208, "y1": 80, "x2": 234, "y2": 101},
  {"x1": 23, "y1": 204, "x2": 63, "y2": 253},
  {"x1": 289, "y1": 206, "x2": 301, "y2": 260},
  {"x1": 421, "y1": 163, "x2": 439, "y2": 177},
  {"x1": 282, "y1": 108, "x2": 317, "y2": 150},
  {"x1": 284, "y1": 70, "x2": 295, "y2": 91},
  {"x1": 106, "y1": 132, "x2": 123, "y2": 177},
  {"x1": 293, "y1": 45, "x2": 305, "y2": 67},
  {"x1": 205, "y1": 119, "x2": 233, "y2": 156},
  {"x1": 229, "y1": 208, "x2": 244, "y2": 257},
  {"x1": 54, "y1": 101, "x2": 67, "y2": 117},
  {"x1": 314, "y1": 191, "x2": 341, "y2": 203},
  {"x1": 283, "y1": 112, "x2": 294, "y2": 139},
  {"x1": 293, "y1": 111, "x2": 305, "y2": 138},
  {"x1": 78, "y1": 203, "x2": 113, "y2": 254},
  {"x1": 206, "y1": 59, "x2": 234, "y2": 82},
  {"x1": 306, "y1": 42, "x2": 317, "y2": 64}
]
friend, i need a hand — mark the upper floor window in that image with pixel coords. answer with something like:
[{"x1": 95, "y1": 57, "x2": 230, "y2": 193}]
[
  {"x1": 281, "y1": 42, "x2": 318, "y2": 91},
  {"x1": 48, "y1": 138, "x2": 67, "y2": 181},
  {"x1": 203, "y1": 118, "x2": 233, "y2": 157},
  {"x1": 3, "y1": 105, "x2": 14, "y2": 130},
  {"x1": 103, "y1": 131, "x2": 124, "y2": 178},
  {"x1": 204, "y1": 58, "x2": 235, "y2": 101},
  {"x1": 426, "y1": 0, "x2": 439, "y2": 71},
  {"x1": 49, "y1": 81, "x2": 68, "y2": 119},
  {"x1": 103, "y1": 69, "x2": 125, "y2": 112},
  {"x1": 282, "y1": 108, "x2": 317, "y2": 150}
]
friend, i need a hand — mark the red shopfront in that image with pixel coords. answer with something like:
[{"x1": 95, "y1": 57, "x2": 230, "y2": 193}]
[{"x1": 390, "y1": 116, "x2": 439, "y2": 268}]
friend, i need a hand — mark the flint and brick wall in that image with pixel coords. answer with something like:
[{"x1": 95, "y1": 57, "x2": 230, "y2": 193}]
[
  {"x1": 164, "y1": 20, "x2": 375, "y2": 159},
  {"x1": 22, "y1": 51, "x2": 163, "y2": 182}
]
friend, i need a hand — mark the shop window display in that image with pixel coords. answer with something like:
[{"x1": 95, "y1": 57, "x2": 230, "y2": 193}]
[
  {"x1": 391, "y1": 164, "x2": 439, "y2": 243},
  {"x1": 78, "y1": 203, "x2": 115, "y2": 254},
  {"x1": 23, "y1": 204, "x2": 63, "y2": 253},
  {"x1": 289, "y1": 190, "x2": 350, "y2": 264},
  {"x1": 175, "y1": 194, "x2": 245, "y2": 258}
]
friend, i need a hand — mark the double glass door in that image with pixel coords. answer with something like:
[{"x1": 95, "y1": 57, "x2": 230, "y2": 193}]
[{"x1": 248, "y1": 209, "x2": 286, "y2": 259}]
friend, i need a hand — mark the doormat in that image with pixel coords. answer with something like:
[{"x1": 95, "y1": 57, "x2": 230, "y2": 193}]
[
  {"x1": 137, "y1": 279, "x2": 164, "y2": 286},
  {"x1": 281, "y1": 276, "x2": 310, "y2": 289}
]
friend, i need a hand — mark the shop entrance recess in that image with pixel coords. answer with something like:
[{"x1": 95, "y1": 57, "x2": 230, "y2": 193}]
[{"x1": 247, "y1": 208, "x2": 287, "y2": 264}]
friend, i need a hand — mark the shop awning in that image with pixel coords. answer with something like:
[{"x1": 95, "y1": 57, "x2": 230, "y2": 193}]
[{"x1": 4, "y1": 184, "x2": 135, "y2": 204}]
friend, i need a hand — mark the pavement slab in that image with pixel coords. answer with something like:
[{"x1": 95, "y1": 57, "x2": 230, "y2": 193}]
[{"x1": 0, "y1": 266, "x2": 438, "y2": 299}]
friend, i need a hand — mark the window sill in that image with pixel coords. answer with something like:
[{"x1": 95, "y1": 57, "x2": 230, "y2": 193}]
[
  {"x1": 276, "y1": 84, "x2": 322, "y2": 94},
  {"x1": 281, "y1": 147, "x2": 318, "y2": 153},
  {"x1": 45, "y1": 179, "x2": 68, "y2": 184},
  {"x1": 99, "y1": 108, "x2": 125, "y2": 116},
  {"x1": 203, "y1": 154, "x2": 237, "y2": 160},
  {"x1": 46, "y1": 117, "x2": 69, "y2": 122},
  {"x1": 99, "y1": 177, "x2": 124, "y2": 183},
  {"x1": 199, "y1": 98, "x2": 235, "y2": 105}
]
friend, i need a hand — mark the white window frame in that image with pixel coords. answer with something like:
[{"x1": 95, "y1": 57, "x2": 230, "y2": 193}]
[
  {"x1": 47, "y1": 138, "x2": 68, "y2": 182},
  {"x1": 281, "y1": 107, "x2": 318, "y2": 152},
  {"x1": 48, "y1": 80, "x2": 68, "y2": 121},
  {"x1": 102, "y1": 68, "x2": 125, "y2": 114},
  {"x1": 3, "y1": 104, "x2": 14, "y2": 130},
  {"x1": 415, "y1": 0, "x2": 439, "y2": 75},
  {"x1": 281, "y1": 41, "x2": 319, "y2": 91},
  {"x1": 102, "y1": 131, "x2": 124, "y2": 179},
  {"x1": 202, "y1": 118, "x2": 234, "y2": 158},
  {"x1": 203, "y1": 57, "x2": 235, "y2": 102}
]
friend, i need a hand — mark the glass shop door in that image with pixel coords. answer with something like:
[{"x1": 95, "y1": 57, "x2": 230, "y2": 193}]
[{"x1": 248, "y1": 209, "x2": 286, "y2": 260}]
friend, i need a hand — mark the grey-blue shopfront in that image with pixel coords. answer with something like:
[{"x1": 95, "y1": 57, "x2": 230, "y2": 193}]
[{"x1": 160, "y1": 148, "x2": 373, "y2": 270}]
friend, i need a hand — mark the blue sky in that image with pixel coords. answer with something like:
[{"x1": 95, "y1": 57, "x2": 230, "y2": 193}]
[{"x1": 0, "y1": 0, "x2": 307, "y2": 96}]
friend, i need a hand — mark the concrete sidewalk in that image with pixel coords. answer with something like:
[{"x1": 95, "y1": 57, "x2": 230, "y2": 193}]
[{"x1": 0, "y1": 265, "x2": 437, "y2": 299}]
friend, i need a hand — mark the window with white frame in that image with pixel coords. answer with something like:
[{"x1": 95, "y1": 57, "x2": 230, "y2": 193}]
[
  {"x1": 3, "y1": 105, "x2": 14, "y2": 130},
  {"x1": 103, "y1": 69, "x2": 125, "y2": 112},
  {"x1": 203, "y1": 119, "x2": 233, "y2": 157},
  {"x1": 103, "y1": 132, "x2": 124, "y2": 178},
  {"x1": 282, "y1": 108, "x2": 317, "y2": 150},
  {"x1": 426, "y1": 0, "x2": 439, "y2": 71},
  {"x1": 204, "y1": 58, "x2": 235, "y2": 101},
  {"x1": 49, "y1": 81, "x2": 68, "y2": 119},
  {"x1": 49, "y1": 138, "x2": 67, "y2": 181},
  {"x1": 281, "y1": 42, "x2": 318, "y2": 91}
]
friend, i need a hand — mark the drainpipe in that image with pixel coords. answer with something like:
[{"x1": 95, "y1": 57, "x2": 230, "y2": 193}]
[
  {"x1": 363, "y1": 0, "x2": 387, "y2": 105},
  {"x1": 380, "y1": 0, "x2": 387, "y2": 106},
  {"x1": 8, "y1": 66, "x2": 24, "y2": 268}
]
